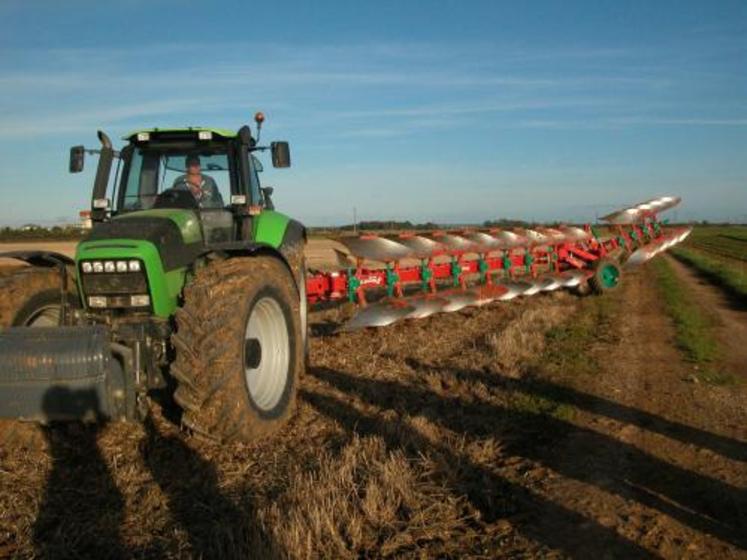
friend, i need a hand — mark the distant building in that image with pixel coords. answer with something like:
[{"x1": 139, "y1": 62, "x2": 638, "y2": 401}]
[{"x1": 78, "y1": 210, "x2": 92, "y2": 230}]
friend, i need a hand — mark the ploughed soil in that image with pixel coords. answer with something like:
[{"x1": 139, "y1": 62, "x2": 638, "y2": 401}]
[{"x1": 0, "y1": 261, "x2": 746, "y2": 558}]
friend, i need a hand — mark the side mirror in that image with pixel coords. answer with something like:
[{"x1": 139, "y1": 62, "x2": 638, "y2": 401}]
[
  {"x1": 271, "y1": 141, "x2": 291, "y2": 168},
  {"x1": 69, "y1": 146, "x2": 85, "y2": 173}
]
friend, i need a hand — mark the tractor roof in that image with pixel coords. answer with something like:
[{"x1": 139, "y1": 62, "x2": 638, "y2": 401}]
[{"x1": 122, "y1": 127, "x2": 237, "y2": 141}]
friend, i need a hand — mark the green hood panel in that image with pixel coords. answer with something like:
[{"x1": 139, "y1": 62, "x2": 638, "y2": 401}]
[
  {"x1": 253, "y1": 210, "x2": 291, "y2": 249},
  {"x1": 114, "y1": 209, "x2": 202, "y2": 244}
]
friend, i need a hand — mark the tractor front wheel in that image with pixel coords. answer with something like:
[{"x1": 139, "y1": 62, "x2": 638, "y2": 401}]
[
  {"x1": 171, "y1": 256, "x2": 303, "y2": 443},
  {"x1": 0, "y1": 268, "x2": 73, "y2": 328},
  {"x1": 589, "y1": 258, "x2": 622, "y2": 294}
]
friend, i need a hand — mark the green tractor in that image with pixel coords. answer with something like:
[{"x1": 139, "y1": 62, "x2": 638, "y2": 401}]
[{"x1": 0, "y1": 113, "x2": 307, "y2": 443}]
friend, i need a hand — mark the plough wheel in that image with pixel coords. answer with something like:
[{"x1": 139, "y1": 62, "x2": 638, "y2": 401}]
[{"x1": 589, "y1": 258, "x2": 622, "y2": 294}]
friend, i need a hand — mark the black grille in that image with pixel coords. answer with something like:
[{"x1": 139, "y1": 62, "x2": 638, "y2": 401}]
[{"x1": 82, "y1": 272, "x2": 148, "y2": 295}]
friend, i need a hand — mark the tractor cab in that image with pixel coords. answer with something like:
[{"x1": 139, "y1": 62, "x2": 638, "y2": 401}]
[{"x1": 70, "y1": 114, "x2": 290, "y2": 246}]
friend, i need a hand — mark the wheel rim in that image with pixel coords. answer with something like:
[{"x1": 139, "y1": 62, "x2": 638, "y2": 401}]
[
  {"x1": 600, "y1": 264, "x2": 619, "y2": 288},
  {"x1": 24, "y1": 305, "x2": 62, "y2": 327},
  {"x1": 244, "y1": 296, "x2": 290, "y2": 412}
]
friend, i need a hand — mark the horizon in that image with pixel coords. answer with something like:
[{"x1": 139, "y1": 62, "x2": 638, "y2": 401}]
[{"x1": 0, "y1": 1, "x2": 745, "y2": 226}]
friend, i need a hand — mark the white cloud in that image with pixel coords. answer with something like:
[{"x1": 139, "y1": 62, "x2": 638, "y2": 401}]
[{"x1": 518, "y1": 116, "x2": 747, "y2": 129}]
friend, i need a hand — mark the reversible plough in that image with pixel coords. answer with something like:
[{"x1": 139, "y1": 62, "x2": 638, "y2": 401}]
[{"x1": 306, "y1": 195, "x2": 691, "y2": 330}]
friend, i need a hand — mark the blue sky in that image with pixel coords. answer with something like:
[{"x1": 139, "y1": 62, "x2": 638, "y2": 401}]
[{"x1": 0, "y1": 0, "x2": 745, "y2": 226}]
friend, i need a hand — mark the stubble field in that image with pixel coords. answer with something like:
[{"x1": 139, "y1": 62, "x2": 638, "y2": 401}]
[{"x1": 0, "y1": 233, "x2": 746, "y2": 558}]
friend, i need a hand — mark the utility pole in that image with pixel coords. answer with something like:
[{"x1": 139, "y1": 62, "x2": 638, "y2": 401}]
[{"x1": 353, "y1": 206, "x2": 357, "y2": 234}]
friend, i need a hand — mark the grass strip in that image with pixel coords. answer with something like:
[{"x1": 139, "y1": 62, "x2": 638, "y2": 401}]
[
  {"x1": 671, "y1": 247, "x2": 747, "y2": 300},
  {"x1": 541, "y1": 291, "x2": 619, "y2": 377},
  {"x1": 652, "y1": 258, "x2": 732, "y2": 385},
  {"x1": 509, "y1": 289, "x2": 622, "y2": 420}
]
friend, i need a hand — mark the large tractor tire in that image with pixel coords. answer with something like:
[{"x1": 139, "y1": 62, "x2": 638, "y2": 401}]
[
  {"x1": 589, "y1": 258, "x2": 622, "y2": 294},
  {"x1": 171, "y1": 256, "x2": 304, "y2": 443},
  {"x1": 0, "y1": 268, "x2": 70, "y2": 328}
]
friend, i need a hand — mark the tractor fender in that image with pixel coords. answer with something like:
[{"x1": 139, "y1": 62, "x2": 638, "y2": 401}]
[
  {"x1": 0, "y1": 250, "x2": 75, "y2": 268},
  {"x1": 278, "y1": 219, "x2": 307, "y2": 287},
  {"x1": 217, "y1": 219, "x2": 307, "y2": 294},
  {"x1": 218, "y1": 221, "x2": 308, "y2": 362},
  {"x1": 219, "y1": 244, "x2": 302, "y2": 293}
]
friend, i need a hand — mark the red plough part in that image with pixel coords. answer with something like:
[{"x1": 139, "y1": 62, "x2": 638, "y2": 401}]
[{"x1": 305, "y1": 196, "x2": 691, "y2": 330}]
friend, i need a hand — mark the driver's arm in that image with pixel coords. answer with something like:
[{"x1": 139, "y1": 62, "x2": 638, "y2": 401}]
[
  {"x1": 204, "y1": 176, "x2": 225, "y2": 207},
  {"x1": 171, "y1": 175, "x2": 187, "y2": 189}
]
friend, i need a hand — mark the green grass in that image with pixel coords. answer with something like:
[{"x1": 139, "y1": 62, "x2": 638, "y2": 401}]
[
  {"x1": 685, "y1": 225, "x2": 747, "y2": 262},
  {"x1": 652, "y1": 258, "x2": 734, "y2": 385},
  {"x1": 689, "y1": 238, "x2": 747, "y2": 262},
  {"x1": 541, "y1": 293, "x2": 619, "y2": 377},
  {"x1": 508, "y1": 291, "x2": 621, "y2": 420},
  {"x1": 511, "y1": 391, "x2": 575, "y2": 421},
  {"x1": 671, "y1": 246, "x2": 747, "y2": 300}
]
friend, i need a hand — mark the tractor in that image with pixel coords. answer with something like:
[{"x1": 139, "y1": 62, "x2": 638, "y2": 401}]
[{"x1": 0, "y1": 113, "x2": 307, "y2": 443}]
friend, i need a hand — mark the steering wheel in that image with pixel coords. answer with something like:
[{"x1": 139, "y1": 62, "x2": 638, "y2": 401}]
[{"x1": 153, "y1": 188, "x2": 199, "y2": 210}]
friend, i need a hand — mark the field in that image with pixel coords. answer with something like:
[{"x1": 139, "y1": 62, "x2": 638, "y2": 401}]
[
  {"x1": 1, "y1": 233, "x2": 746, "y2": 558},
  {"x1": 670, "y1": 226, "x2": 747, "y2": 301},
  {"x1": 682, "y1": 226, "x2": 747, "y2": 262}
]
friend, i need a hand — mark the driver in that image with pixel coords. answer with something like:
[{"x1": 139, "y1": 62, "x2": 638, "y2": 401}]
[{"x1": 172, "y1": 155, "x2": 224, "y2": 208}]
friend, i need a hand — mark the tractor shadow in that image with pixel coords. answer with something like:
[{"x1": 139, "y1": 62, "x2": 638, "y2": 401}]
[
  {"x1": 140, "y1": 414, "x2": 274, "y2": 558},
  {"x1": 33, "y1": 388, "x2": 129, "y2": 560},
  {"x1": 405, "y1": 358, "x2": 747, "y2": 464},
  {"x1": 32, "y1": 387, "x2": 275, "y2": 558},
  {"x1": 302, "y1": 375, "x2": 649, "y2": 557},
  {"x1": 305, "y1": 365, "x2": 747, "y2": 554}
]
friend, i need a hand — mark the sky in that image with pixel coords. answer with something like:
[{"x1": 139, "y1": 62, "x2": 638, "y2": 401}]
[{"x1": 0, "y1": 0, "x2": 745, "y2": 226}]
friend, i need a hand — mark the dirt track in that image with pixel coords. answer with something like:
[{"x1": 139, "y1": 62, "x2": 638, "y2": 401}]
[
  {"x1": 520, "y1": 267, "x2": 747, "y2": 558},
  {"x1": 0, "y1": 252, "x2": 746, "y2": 557}
]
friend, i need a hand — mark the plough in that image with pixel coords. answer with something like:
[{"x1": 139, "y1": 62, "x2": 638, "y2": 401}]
[{"x1": 306, "y1": 195, "x2": 691, "y2": 330}]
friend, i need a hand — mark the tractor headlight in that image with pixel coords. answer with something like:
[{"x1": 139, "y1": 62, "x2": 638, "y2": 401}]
[
  {"x1": 80, "y1": 259, "x2": 150, "y2": 309},
  {"x1": 130, "y1": 295, "x2": 150, "y2": 307},
  {"x1": 88, "y1": 296, "x2": 107, "y2": 308},
  {"x1": 80, "y1": 259, "x2": 145, "y2": 274}
]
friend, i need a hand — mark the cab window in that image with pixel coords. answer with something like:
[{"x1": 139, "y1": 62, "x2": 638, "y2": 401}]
[
  {"x1": 118, "y1": 148, "x2": 231, "y2": 212},
  {"x1": 248, "y1": 153, "x2": 262, "y2": 205}
]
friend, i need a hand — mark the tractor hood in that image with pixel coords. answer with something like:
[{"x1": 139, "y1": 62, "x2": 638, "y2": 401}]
[
  {"x1": 80, "y1": 209, "x2": 204, "y2": 271},
  {"x1": 113, "y1": 209, "x2": 202, "y2": 244}
]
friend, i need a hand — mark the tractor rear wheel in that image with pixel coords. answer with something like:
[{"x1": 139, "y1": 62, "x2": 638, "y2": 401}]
[
  {"x1": 171, "y1": 256, "x2": 303, "y2": 443},
  {"x1": 0, "y1": 268, "x2": 71, "y2": 328},
  {"x1": 589, "y1": 258, "x2": 622, "y2": 294}
]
